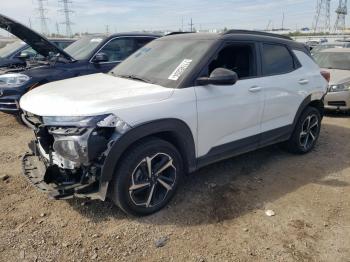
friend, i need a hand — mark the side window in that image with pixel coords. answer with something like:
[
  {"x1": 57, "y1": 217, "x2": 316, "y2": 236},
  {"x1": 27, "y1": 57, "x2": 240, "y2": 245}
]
[
  {"x1": 207, "y1": 43, "x2": 256, "y2": 79},
  {"x1": 98, "y1": 38, "x2": 135, "y2": 62},
  {"x1": 134, "y1": 37, "x2": 154, "y2": 51},
  {"x1": 262, "y1": 44, "x2": 294, "y2": 75}
]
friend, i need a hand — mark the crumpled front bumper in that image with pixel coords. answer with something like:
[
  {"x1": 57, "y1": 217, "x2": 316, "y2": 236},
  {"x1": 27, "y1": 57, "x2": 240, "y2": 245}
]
[{"x1": 21, "y1": 142, "x2": 108, "y2": 201}]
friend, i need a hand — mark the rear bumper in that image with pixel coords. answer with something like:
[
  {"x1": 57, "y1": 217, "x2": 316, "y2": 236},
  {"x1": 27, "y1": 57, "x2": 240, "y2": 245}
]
[
  {"x1": 324, "y1": 91, "x2": 350, "y2": 111},
  {"x1": 21, "y1": 142, "x2": 108, "y2": 200}
]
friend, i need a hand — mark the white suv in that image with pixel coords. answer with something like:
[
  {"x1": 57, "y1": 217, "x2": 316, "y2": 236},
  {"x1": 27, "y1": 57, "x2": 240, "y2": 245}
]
[{"x1": 20, "y1": 31, "x2": 328, "y2": 216}]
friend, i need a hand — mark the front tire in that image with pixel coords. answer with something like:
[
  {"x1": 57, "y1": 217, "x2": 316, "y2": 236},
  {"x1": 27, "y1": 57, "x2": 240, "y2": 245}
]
[
  {"x1": 110, "y1": 138, "x2": 183, "y2": 216},
  {"x1": 284, "y1": 106, "x2": 321, "y2": 154}
]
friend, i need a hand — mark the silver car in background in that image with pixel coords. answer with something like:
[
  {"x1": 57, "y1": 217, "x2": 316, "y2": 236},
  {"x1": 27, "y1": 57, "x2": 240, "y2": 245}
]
[{"x1": 313, "y1": 48, "x2": 350, "y2": 113}]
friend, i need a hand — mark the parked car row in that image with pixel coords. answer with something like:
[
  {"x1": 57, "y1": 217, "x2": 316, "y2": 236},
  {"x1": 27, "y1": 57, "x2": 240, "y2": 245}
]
[{"x1": 1, "y1": 14, "x2": 329, "y2": 216}]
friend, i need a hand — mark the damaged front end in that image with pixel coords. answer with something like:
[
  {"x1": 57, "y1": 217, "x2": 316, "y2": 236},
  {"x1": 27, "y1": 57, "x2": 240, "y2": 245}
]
[{"x1": 21, "y1": 113, "x2": 130, "y2": 200}]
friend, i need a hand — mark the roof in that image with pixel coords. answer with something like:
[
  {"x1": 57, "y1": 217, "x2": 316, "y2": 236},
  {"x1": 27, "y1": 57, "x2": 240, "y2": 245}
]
[
  {"x1": 161, "y1": 30, "x2": 294, "y2": 42},
  {"x1": 320, "y1": 48, "x2": 350, "y2": 53},
  {"x1": 160, "y1": 30, "x2": 304, "y2": 51}
]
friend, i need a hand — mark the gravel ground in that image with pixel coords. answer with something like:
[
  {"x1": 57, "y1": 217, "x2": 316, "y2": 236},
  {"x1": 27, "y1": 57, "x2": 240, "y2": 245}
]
[{"x1": 0, "y1": 112, "x2": 349, "y2": 262}]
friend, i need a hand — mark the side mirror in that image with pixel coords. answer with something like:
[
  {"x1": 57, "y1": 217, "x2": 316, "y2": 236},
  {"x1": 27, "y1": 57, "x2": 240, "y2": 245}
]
[
  {"x1": 197, "y1": 68, "x2": 238, "y2": 86},
  {"x1": 18, "y1": 51, "x2": 30, "y2": 59},
  {"x1": 92, "y1": 52, "x2": 109, "y2": 63}
]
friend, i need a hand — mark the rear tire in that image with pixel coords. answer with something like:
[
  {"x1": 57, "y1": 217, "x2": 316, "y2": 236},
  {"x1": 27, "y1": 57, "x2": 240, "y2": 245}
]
[
  {"x1": 283, "y1": 107, "x2": 321, "y2": 154},
  {"x1": 110, "y1": 138, "x2": 183, "y2": 216}
]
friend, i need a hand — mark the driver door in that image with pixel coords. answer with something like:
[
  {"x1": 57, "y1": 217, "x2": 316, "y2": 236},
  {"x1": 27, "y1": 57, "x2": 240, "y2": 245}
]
[{"x1": 194, "y1": 42, "x2": 264, "y2": 159}]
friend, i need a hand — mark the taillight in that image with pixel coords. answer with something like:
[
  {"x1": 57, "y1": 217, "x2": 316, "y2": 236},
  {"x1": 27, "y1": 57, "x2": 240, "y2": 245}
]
[{"x1": 321, "y1": 70, "x2": 330, "y2": 83}]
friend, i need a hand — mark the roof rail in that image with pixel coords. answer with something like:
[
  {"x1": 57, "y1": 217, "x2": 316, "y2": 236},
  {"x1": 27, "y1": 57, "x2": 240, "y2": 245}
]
[
  {"x1": 223, "y1": 30, "x2": 292, "y2": 41},
  {"x1": 166, "y1": 31, "x2": 194, "y2": 36}
]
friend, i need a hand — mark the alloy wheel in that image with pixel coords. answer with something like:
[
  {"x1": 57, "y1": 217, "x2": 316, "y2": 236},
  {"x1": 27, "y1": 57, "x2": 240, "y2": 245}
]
[
  {"x1": 299, "y1": 114, "x2": 319, "y2": 151},
  {"x1": 129, "y1": 153, "x2": 177, "y2": 208}
]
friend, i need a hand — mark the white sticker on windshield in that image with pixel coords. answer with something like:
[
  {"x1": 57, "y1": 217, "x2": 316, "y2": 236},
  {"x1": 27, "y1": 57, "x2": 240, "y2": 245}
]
[
  {"x1": 168, "y1": 59, "x2": 192, "y2": 81},
  {"x1": 90, "y1": 38, "x2": 103, "y2": 43}
]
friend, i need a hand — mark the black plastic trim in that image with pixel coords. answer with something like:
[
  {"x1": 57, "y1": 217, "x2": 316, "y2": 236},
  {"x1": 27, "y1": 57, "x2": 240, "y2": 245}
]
[
  {"x1": 197, "y1": 125, "x2": 293, "y2": 169},
  {"x1": 100, "y1": 119, "x2": 196, "y2": 182}
]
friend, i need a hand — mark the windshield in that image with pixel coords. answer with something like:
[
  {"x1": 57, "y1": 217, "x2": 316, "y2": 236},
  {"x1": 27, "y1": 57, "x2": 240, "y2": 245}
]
[
  {"x1": 314, "y1": 51, "x2": 350, "y2": 70},
  {"x1": 64, "y1": 35, "x2": 106, "y2": 60},
  {"x1": 0, "y1": 41, "x2": 26, "y2": 58},
  {"x1": 111, "y1": 38, "x2": 214, "y2": 88}
]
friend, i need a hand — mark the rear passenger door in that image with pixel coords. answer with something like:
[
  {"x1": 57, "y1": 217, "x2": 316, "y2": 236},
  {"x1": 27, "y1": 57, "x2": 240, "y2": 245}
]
[{"x1": 258, "y1": 43, "x2": 309, "y2": 145}]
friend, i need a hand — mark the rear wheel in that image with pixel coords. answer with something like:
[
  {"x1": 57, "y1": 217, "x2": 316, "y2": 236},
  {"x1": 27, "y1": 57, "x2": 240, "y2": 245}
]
[
  {"x1": 110, "y1": 138, "x2": 183, "y2": 216},
  {"x1": 284, "y1": 107, "x2": 321, "y2": 154}
]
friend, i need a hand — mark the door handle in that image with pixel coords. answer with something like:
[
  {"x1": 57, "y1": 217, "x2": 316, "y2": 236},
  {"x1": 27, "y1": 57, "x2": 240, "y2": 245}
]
[
  {"x1": 249, "y1": 86, "x2": 262, "y2": 93},
  {"x1": 298, "y1": 79, "x2": 309, "y2": 85}
]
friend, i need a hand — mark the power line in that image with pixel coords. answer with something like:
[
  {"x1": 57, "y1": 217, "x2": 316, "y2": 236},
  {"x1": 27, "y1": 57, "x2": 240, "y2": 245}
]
[
  {"x1": 313, "y1": 0, "x2": 331, "y2": 33},
  {"x1": 37, "y1": 0, "x2": 49, "y2": 35},
  {"x1": 59, "y1": 0, "x2": 74, "y2": 37},
  {"x1": 334, "y1": 0, "x2": 348, "y2": 32}
]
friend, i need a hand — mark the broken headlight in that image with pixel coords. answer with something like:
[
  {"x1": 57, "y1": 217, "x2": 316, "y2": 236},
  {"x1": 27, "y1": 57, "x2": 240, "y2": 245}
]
[{"x1": 46, "y1": 114, "x2": 131, "y2": 164}]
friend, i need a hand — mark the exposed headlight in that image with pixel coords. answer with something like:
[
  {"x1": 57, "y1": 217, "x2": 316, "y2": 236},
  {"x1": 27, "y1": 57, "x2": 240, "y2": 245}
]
[
  {"x1": 0, "y1": 73, "x2": 30, "y2": 88},
  {"x1": 43, "y1": 114, "x2": 131, "y2": 134},
  {"x1": 53, "y1": 140, "x2": 82, "y2": 162},
  {"x1": 329, "y1": 82, "x2": 350, "y2": 92}
]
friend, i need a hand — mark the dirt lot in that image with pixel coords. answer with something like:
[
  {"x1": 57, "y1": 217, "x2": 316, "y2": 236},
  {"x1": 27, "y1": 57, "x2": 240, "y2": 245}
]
[{"x1": 0, "y1": 112, "x2": 349, "y2": 262}]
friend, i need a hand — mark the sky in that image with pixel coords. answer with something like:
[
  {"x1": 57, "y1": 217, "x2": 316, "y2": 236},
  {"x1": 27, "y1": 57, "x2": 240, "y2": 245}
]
[{"x1": 0, "y1": 0, "x2": 343, "y2": 35}]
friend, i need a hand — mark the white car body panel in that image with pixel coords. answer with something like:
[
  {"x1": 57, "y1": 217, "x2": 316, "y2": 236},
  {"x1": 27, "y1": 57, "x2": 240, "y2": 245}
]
[
  {"x1": 260, "y1": 50, "x2": 327, "y2": 132},
  {"x1": 20, "y1": 73, "x2": 175, "y2": 117},
  {"x1": 194, "y1": 78, "x2": 264, "y2": 157}
]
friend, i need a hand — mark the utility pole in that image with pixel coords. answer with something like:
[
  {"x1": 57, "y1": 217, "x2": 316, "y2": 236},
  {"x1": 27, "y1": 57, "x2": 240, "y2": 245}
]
[
  {"x1": 56, "y1": 22, "x2": 60, "y2": 36},
  {"x1": 106, "y1": 25, "x2": 109, "y2": 35},
  {"x1": 282, "y1": 12, "x2": 285, "y2": 30},
  {"x1": 334, "y1": 0, "x2": 348, "y2": 32},
  {"x1": 313, "y1": 0, "x2": 331, "y2": 33},
  {"x1": 37, "y1": 0, "x2": 49, "y2": 35},
  {"x1": 59, "y1": 0, "x2": 73, "y2": 37},
  {"x1": 28, "y1": 18, "x2": 32, "y2": 29},
  {"x1": 189, "y1": 18, "x2": 194, "y2": 32}
]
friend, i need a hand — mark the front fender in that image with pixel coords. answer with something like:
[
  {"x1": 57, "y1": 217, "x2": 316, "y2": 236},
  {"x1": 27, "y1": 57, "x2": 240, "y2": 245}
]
[{"x1": 100, "y1": 118, "x2": 197, "y2": 182}]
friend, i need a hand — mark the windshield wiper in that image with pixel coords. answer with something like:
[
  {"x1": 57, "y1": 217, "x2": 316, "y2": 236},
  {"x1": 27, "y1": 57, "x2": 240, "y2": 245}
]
[{"x1": 117, "y1": 74, "x2": 153, "y2": 84}]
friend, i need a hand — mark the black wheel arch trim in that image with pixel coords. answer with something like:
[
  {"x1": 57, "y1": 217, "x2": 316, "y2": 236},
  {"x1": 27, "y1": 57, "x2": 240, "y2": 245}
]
[
  {"x1": 100, "y1": 118, "x2": 196, "y2": 182},
  {"x1": 292, "y1": 94, "x2": 324, "y2": 129}
]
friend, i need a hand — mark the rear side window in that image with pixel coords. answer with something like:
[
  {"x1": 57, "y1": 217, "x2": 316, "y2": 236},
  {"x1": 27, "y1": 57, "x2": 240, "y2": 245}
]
[
  {"x1": 134, "y1": 37, "x2": 155, "y2": 50},
  {"x1": 262, "y1": 44, "x2": 294, "y2": 75}
]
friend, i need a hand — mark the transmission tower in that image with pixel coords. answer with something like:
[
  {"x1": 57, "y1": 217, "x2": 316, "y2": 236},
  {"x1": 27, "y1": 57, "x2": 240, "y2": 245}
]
[
  {"x1": 59, "y1": 0, "x2": 73, "y2": 37},
  {"x1": 313, "y1": 0, "x2": 331, "y2": 33},
  {"x1": 334, "y1": 0, "x2": 348, "y2": 32},
  {"x1": 37, "y1": 0, "x2": 49, "y2": 35}
]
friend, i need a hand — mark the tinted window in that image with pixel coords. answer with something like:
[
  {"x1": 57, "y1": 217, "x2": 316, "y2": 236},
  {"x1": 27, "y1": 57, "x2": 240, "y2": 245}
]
[
  {"x1": 98, "y1": 38, "x2": 135, "y2": 62},
  {"x1": 262, "y1": 44, "x2": 294, "y2": 75},
  {"x1": 207, "y1": 44, "x2": 256, "y2": 79},
  {"x1": 134, "y1": 37, "x2": 155, "y2": 50}
]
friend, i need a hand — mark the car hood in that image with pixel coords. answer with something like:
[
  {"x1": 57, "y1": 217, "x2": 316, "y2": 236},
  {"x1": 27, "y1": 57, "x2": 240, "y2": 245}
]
[
  {"x1": 322, "y1": 68, "x2": 350, "y2": 85},
  {"x1": 0, "y1": 14, "x2": 74, "y2": 61},
  {"x1": 20, "y1": 73, "x2": 174, "y2": 116}
]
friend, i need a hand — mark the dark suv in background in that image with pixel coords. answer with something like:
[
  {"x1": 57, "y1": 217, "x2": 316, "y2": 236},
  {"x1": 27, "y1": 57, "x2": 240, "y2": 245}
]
[
  {"x1": 0, "y1": 38, "x2": 74, "y2": 69},
  {"x1": 0, "y1": 14, "x2": 159, "y2": 115}
]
